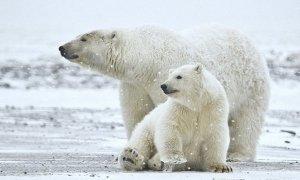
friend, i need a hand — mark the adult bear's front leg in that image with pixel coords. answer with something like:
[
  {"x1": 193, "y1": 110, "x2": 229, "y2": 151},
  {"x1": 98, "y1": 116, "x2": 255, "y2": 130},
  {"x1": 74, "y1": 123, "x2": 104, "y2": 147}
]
[{"x1": 119, "y1": 82, "x2": 155, "y2": 138}]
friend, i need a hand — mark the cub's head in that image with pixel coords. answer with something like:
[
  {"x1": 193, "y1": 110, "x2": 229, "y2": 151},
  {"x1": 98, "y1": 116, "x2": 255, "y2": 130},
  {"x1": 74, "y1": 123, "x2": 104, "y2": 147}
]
[
  {"x1": 59, "y1": 30, "x2": 120, "y2": 76},
  {"x1": 161, "y1": 64, "x2": 204, "y2": 104}
]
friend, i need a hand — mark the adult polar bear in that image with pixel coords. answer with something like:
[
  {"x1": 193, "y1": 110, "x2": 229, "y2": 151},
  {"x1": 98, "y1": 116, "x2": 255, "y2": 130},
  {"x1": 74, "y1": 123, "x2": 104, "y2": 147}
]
[{"x1": 59, "y1": 25, "x2": 270, "y2": 161}]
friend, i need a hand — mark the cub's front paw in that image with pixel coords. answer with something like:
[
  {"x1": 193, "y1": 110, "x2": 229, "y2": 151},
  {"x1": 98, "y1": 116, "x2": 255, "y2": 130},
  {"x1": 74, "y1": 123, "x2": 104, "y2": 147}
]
[
  {"x1": 118, "y1": 147, "x2": 145, "y2": 171},
  {"x1": 161, "y1": 153, "x2": 187, "y2": 164},
  {"x1": 148, "y1": 154, "x2": 163, "y2": 171},
  {"x1": 208, "y1": 163, "x2": 232, "y2": 173}
]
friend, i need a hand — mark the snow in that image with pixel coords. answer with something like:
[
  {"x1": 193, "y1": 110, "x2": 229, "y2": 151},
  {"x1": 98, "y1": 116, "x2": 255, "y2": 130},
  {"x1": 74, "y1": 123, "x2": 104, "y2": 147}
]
[
  {"x1": 2, "y1": 171, "x2": 300, "y2": 180},
  {"x1": 0, "y1": 88, "x2": 119, "y2": 109},
  {"x1": 0, "y1": 0, "x2": 299, "y2": 179},
  {"x1": 269, "y1": 81, "x2": 300, "y2": 111}
]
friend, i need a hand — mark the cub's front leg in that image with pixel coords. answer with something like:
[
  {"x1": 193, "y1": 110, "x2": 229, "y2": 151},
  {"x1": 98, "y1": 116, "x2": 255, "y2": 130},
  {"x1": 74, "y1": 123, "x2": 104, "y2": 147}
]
[
  {"x1": 202, "y1": 125, "x2": 232, "y2": 173},
  {"x1": 154, "y1": 119, "x2": 187, "y2": 171}
]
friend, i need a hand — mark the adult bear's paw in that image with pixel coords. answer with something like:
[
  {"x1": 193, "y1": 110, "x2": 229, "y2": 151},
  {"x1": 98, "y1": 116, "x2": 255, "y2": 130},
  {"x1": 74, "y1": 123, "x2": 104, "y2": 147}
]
[{"x1": 208, "y1": 163, "x2": 233, "y2": 173}]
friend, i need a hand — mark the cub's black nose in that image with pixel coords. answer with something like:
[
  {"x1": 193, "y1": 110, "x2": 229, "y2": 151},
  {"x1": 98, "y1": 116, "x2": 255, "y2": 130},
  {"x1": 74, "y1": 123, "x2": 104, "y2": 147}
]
[
  {"x1": 161, "y1": 84, "x2": 167, "y2": 90},
  {"x1": 59, "y1": 46, "x2": 65, "y2": 52}
]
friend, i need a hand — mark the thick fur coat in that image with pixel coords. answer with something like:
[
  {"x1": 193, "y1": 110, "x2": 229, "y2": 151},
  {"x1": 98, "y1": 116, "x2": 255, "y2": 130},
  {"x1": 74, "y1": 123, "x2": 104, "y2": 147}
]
[{"x1": 59, "y1": 25, "x2": 270, "y2": 161}]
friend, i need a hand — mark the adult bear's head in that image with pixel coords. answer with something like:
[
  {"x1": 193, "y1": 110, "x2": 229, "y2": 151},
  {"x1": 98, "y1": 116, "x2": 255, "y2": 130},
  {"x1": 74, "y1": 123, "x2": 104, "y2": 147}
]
[{"x1": 59, "y1": 30, "x2": 124, "y2": 78}]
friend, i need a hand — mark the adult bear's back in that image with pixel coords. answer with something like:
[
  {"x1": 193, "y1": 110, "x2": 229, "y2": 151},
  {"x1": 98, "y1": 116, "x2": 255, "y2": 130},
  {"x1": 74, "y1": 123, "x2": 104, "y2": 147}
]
[{"x1": 182, "y1": 25, "x2": 270, "y2": 112}]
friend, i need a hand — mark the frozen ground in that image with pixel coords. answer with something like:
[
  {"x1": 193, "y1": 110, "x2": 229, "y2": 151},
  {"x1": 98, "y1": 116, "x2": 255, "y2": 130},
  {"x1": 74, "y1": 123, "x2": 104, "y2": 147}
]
[{"x1": 0, "y1": 0, "x2": 300, "y2": 179}]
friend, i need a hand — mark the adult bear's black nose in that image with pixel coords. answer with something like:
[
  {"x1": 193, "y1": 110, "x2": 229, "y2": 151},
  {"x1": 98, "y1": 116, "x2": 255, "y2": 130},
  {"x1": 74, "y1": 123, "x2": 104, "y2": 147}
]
[
  {"x1": 59, "y1": 46, "x2": 79, "y2": 60},
  {"x1": 59, "y1": 46, "x2": 65, "y2": 53},
  {"x1": 161, "y1": 84, "x2": 167, "y2": 90},
  {"x1": 59, "y1": 46, "x2": 67, "y2": 57}
]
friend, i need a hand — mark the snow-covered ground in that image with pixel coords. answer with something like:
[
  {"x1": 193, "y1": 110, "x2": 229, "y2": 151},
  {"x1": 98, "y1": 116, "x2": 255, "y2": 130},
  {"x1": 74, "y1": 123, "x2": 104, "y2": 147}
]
[{"x1": 0, "y1": 0, "x2": 299, "y2": 179}]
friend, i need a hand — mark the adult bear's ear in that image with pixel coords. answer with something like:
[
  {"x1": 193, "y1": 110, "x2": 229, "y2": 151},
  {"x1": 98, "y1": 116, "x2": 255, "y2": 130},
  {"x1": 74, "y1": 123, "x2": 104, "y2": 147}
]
[
  {"x1": 103, "y1": 31, "x2": 118, "y2": 42},
  {"x1": 194, "y1": 63, "x2": 203, "y2": 73},
  {"x1": 169, "y1": 68, "x2": 174, "y2": 74},
  {"x1": 111, "y1": 31, "x2": 118, "y2": 40},
  {"x1": 109, "y1": 31, "x2": 121, "y2": 48}
]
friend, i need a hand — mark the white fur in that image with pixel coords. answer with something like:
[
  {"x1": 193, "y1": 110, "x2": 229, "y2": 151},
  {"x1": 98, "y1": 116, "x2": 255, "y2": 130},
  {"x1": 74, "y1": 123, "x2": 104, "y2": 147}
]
[
  {"x1": 118, "y1": 64, "x2": 231, "y2": 172},
  {"x1": 60, "y1": 25, "x2": 270, "y2": 161}
]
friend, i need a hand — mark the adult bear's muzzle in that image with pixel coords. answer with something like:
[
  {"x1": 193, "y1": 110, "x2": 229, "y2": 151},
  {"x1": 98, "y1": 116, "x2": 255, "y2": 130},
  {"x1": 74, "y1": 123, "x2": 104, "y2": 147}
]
[{"x1": 59, "y1": 46, "x2": 79, "y2": 60}]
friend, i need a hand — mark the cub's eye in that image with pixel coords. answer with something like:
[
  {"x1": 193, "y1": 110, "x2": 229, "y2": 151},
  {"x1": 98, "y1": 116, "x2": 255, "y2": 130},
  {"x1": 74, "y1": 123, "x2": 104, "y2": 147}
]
[
  {"x1": 80, "y1": 37, "x2": 87, "y2": 42},
  {"x1": 176, "y1": 75, "x2": 182, "y2": 79}
]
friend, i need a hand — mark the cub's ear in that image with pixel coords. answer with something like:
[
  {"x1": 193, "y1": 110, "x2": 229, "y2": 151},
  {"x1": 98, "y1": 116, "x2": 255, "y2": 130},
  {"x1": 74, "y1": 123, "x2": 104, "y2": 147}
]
[
  {"x1": 194, "y1": 63, "x2": 203, "y2": 73},
  {"x1": 169, "y1": 68, "x2": 174, "y2": 74}
]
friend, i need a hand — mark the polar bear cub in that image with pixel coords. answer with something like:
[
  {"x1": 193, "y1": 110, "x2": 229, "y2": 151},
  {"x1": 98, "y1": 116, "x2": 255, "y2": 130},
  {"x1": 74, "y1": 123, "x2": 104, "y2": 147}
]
[{"x1": 118, "y1": 64, "x2": 231, "y2": 172}]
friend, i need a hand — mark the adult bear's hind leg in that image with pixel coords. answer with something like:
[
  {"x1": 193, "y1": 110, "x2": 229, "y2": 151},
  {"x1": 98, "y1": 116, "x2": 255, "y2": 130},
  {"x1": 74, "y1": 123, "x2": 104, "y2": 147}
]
[
  {"x1": 227, "y1": 105, "x2": 266, "y2": 162},
  {"x1": 227, "y1": 71, "x2": 269, "y2": 162}
]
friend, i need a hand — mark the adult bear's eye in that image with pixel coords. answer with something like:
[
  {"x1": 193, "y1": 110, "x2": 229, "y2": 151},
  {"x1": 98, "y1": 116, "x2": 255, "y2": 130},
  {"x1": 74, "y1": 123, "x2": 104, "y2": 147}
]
[
  {"x1": 176, "y1": 75, "x2": 182, "y2": 79},
  {"x1": 80, "y1": 37, "x2": 87, "y2": 42}
]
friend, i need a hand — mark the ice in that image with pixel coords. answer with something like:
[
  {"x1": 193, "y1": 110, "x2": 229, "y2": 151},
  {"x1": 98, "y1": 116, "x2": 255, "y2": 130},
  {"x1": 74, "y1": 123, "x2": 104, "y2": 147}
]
[{"x1": 0, "y1": 88, "x2": 120, "y2": 109}]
